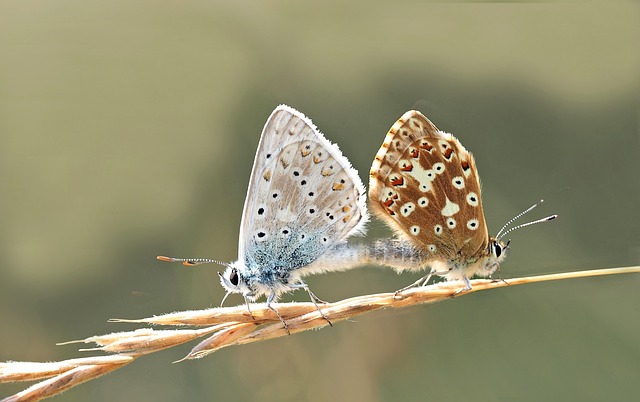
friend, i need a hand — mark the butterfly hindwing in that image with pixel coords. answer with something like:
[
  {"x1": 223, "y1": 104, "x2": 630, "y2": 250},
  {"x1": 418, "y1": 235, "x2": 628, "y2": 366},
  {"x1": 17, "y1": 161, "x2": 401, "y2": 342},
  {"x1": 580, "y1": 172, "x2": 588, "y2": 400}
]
[
  {"x1": 370, "y1": 110, "x2": 489, "y2": 263},
  {"x1": 239, "y1": 105, "x2": 367, "y2": 278}
]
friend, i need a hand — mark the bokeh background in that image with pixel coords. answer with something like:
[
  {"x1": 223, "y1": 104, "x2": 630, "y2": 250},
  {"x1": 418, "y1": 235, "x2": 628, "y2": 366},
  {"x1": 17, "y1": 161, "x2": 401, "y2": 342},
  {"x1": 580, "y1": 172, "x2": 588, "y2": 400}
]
[{"x1": 1, "y1": 1, "x2": 638, "y2": 401}]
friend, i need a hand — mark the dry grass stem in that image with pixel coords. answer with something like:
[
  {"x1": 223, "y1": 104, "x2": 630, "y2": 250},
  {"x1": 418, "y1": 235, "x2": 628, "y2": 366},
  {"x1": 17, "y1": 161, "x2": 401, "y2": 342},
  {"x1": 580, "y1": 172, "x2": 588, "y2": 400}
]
[{"x1": 2, "y1": 266, "x2": 638, "y2": 402}]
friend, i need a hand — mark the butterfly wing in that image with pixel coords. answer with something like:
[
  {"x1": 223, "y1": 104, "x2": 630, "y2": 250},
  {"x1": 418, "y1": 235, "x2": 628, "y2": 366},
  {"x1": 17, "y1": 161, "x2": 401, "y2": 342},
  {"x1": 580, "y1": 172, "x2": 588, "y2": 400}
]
[
  {"x1": 369, "y1": 110, "x2": 489, "y2": 263},
  {"x1": 238, "y1": 105, "x2": 368, "y2": 279}
]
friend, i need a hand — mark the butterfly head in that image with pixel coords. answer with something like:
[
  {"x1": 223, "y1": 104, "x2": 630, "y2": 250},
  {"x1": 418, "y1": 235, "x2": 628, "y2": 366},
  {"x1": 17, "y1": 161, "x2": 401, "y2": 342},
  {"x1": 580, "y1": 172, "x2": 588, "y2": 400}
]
[
  {"x1": 218, "y1": 262, "x2": 256, "y2": 305},
  {"x1": 481, "y1": 237, "x2": 510, "y2": 276}
]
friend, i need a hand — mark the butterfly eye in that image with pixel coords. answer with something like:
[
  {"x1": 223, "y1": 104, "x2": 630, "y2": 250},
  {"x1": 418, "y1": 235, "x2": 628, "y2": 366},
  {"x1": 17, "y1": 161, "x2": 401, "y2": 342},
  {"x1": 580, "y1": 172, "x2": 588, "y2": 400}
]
[
  {"x1": 493, "y1": 241, "x2": 502, "y2": 258},
  {"x1": 229, "y1": 268, "x2": 239, "y2": 286}
]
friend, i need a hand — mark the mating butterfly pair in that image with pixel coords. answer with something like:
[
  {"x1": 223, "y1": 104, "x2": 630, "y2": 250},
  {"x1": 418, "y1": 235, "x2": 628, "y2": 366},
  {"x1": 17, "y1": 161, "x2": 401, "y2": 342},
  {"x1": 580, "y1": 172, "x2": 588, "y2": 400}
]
[{"x1": 159, "y1": 105, "x2": 555, "y2": 330}]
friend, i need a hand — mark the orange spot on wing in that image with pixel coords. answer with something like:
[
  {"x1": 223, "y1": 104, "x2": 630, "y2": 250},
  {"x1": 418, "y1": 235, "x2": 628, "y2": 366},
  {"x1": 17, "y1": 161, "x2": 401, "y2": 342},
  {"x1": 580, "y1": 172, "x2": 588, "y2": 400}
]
[
  {"x1": 444, "y1": 148, "x2": 454, "y2": 159},
  {"x1": 391, "y1": 176, "x2": 404, "y2": 186}
]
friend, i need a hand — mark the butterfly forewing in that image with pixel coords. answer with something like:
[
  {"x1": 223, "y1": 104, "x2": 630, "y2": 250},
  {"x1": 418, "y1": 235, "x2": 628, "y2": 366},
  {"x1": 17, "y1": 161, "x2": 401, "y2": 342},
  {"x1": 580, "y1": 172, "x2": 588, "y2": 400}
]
[
  {"x1": 370, "y1": 111, "x2": 489, "y2": 263},
  {"x1": 239, "y1": 105, "x2": 367, "y2": 274}
]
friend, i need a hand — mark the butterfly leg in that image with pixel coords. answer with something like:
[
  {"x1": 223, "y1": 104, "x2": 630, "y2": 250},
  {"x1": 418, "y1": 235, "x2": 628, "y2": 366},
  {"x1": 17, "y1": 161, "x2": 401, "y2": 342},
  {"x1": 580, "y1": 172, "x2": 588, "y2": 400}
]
[
  {"x1": 394, "y1": 273, "x2": 433, "y2": 298},
  {"x1": 452, "y1": 276, "x2": 473, "y2": 297},
  {"x1": 302, "y1": 285, "x2": 329, "y2": 305},
  {"x1": 394, "y1": 268, "x2": 452, "y2": 298},
  {"x1": 289, "y1": 282, "x2": 333, "y2": 327},
  {"x1": 489, "y1": 263, "x2": 509, "y2": 285},
  {"x1": 241, "y1": 296, "x2": 255, "y2": 320},
  {"x1": 266, "y1": 291, "x2": 290, "y2": 335}
]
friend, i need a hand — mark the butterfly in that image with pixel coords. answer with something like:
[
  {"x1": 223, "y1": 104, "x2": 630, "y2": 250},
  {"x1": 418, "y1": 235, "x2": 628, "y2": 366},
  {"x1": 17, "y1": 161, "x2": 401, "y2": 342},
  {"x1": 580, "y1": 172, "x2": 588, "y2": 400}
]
[
  {"x1": 368, "y1": 110, "x2": 556, "y2": 293},
  {"x1": 159, "y1": 105, "x2": 369, "y2": 331}
]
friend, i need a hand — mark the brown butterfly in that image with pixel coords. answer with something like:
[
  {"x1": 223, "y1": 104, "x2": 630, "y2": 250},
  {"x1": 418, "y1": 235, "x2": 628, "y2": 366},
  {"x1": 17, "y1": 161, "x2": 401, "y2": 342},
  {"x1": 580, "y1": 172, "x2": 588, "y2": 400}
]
[{"x1": 369, "y1": 110, "x2": 556, "y2": 292}]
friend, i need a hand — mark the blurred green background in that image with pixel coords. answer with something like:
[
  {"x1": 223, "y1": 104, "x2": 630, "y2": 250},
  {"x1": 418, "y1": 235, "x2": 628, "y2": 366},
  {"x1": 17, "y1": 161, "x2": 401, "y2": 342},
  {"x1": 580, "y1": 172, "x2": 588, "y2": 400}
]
[{"x1": 1, "y1": 1, "x2": 638, "y2": 401}]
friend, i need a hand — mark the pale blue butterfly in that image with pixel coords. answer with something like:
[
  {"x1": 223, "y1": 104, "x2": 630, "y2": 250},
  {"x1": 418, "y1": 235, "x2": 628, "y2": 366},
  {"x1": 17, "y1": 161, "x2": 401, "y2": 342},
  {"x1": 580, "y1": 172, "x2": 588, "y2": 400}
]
[{"x1": 159, "y1": 105, "x2": 369, "y2": 331}]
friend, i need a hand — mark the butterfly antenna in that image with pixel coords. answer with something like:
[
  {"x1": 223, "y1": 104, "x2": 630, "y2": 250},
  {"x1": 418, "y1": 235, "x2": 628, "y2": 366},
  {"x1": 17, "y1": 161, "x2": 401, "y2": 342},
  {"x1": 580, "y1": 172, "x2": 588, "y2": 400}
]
[
  {"x1": 497, "y1": 214, "x2": 558, "y2": 241},
  {"x1": 157, "y1": 255, "x2": 229, "y2": 267},
  {"x1": 496, "y1": 199, "x2": 546, "y2": 239}
]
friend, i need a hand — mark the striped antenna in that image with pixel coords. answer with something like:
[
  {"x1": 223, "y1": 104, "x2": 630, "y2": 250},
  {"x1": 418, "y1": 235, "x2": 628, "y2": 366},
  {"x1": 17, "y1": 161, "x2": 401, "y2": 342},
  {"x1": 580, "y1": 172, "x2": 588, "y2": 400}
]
[{"x1": 157, "y1": 255, "x2": 229, "y2": 267}]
